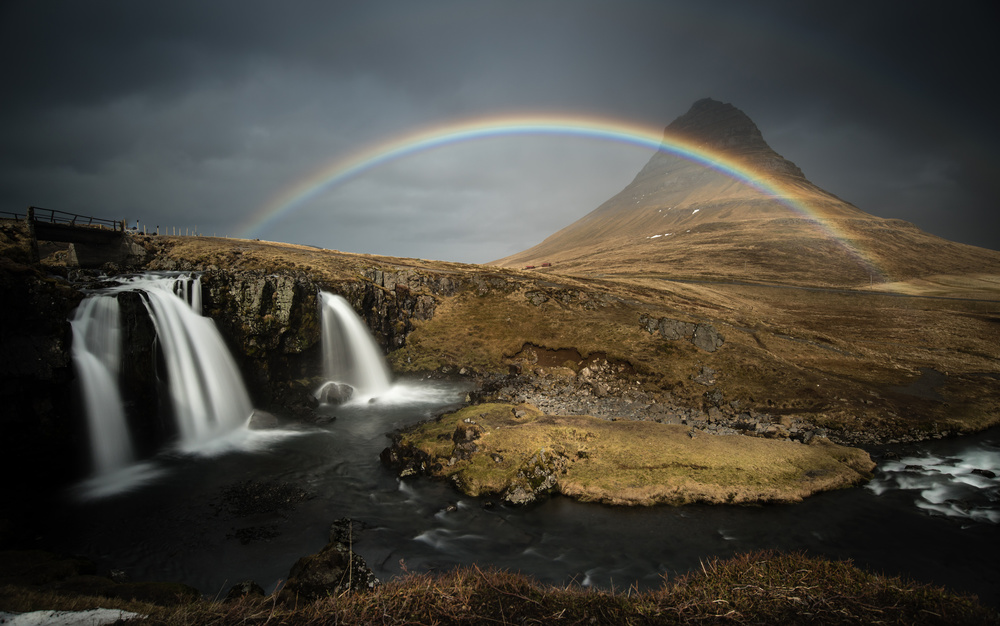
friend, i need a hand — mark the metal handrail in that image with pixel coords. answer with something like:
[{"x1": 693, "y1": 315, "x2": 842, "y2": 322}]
[{"x1": 27, "y1": 206, "x2": 122, "y2": 230}]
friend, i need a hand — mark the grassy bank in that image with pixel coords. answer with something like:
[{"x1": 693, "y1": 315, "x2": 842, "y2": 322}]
[
  {"x1": 2, "y1": 551, "x2": 994, "y2": 624},
  {"x1": 388, "y1": 403, "x2": 875, "y2": 505}
]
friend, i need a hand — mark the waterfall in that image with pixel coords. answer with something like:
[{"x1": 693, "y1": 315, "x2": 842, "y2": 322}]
[
  {"x1": 70, "y1": 295, "x2": 132, "y2": 475},
  {"x1": 318, "y1": 292, "x2": 392, "y2": 401},
  {"x1": 139, "y1": 278, "x2": 253, "y2": 449},
  {"x1": 71, "y1": 273, "x2": 254, "y2": 479}
]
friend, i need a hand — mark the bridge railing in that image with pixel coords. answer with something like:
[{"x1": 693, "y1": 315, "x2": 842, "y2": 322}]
[{"x1": 26, "y1": 206, "x2": 123, "y2": 231}]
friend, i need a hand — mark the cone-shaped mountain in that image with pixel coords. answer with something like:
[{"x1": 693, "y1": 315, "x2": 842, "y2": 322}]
[{"x1": 494, "y1": 98, "x2": 1000, "y2": 287}]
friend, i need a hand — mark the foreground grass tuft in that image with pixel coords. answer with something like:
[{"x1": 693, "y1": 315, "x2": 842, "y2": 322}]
[{"x1": 3, "y1": 551, "x2": 994, "y2": 624}]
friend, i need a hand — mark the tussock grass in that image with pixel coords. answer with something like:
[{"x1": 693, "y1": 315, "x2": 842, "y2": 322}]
[
  {"x1": 396, "y1": 403, "x2": 875, "y2": 505},
  {"x1": 4, "y1": 552, "x2": 993, "y2": 624}
]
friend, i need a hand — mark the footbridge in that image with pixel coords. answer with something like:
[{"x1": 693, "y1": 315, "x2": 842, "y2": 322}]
[
  {"x1": 25, "y1": 206, "x2": 126, "y2": 245},
  {"x1": 2, "y1": 206, "x2": 135, "y2": 267}
]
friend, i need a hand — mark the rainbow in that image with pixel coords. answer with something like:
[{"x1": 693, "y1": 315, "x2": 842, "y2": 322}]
[{"x1": 238, "y1": 113, "x2": 885, "y2": 280}]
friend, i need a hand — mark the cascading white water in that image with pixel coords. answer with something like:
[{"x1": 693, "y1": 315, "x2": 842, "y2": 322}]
[
  {"x1": 70, "y1": 295, "x2": 132, "y2": 475},
  {"x1": 139, "y1": 278, "x2": 253, "y2": 449},
  {"x1": 318, "y1": 292, "x2": 393, "y2": 401},
  {"x1": 71, "y1": 273, "x2": 255, "y2": 480}
]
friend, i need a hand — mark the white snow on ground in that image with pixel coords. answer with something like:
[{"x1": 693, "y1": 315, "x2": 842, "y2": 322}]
[
  {"x1": 692, "y1": 209, "x2": 700, "y2": 214},
  {"x1": 646, "y1": 233, "x2": 672, "y2": 239},
  {"x1": 0, "y1": 609, "x2": 144, "y2": 625}
]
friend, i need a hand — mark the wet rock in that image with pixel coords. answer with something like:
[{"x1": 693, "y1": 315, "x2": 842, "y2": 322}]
[
  {"x1": 971, "y1": 468, "x2": 996, "y2": 479},
  {"x1": 380, "y1": 438, "x2": 435, "y2": 477},
  {"x1": 329, "y1": 517, "x2": 367, "y2": 545},
  {"x1": 219, "y1": 480, "x2": 313, "y2": 517},
  {"x1": 226, "y1": 579, "x2": 265, "y2": 601},
  {"x1": 282, "y1": 518, "x2": 379, "y2": 599},
  {"x1": 228, "y1": 525, "x2": 280, "y2": 545},
  {"x1": 317, "y1": 381, "x2": 354, "y2": 405},
  {"x1": 502, "y1": 449, "x2": 566, "y2": 505},
  {"x1": 248, "y1": 409, "x2": 279, "y2": 430}
]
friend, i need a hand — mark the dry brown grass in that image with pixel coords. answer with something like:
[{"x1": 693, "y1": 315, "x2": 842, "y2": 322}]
[
  {"x1": 4, "y1": 552, "x2": 994, "y2": 624},
  {"x1": 137, "y1": 234, "x2": 1000, "y2": 441},
  {"x1": 394, "y1": 403, "x2": 874, "y2": 505}
]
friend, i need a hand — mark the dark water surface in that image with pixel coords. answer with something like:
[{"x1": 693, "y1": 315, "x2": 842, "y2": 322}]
[{"x1": 46, "y1": 381, "x2": 1000, "y2": 606}]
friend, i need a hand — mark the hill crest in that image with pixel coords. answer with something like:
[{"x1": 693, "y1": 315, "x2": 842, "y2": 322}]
[{"x1": 493, "y1": 99, "x2": 1000, "y2": 287}]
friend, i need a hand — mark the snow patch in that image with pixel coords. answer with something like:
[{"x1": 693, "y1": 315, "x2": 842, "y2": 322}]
[
  {"x1": 692, "y1": 209, "x2": 700, "y2": 214},
  {"x1": 0, "y1": 609, "x2": 144, "y2": 625}
]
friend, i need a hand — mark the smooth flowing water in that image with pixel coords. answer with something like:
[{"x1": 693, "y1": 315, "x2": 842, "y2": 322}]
[
  {"x1": 60, "y1": 276, "x2": 999, "y2": 606},
  {"x1": 70, "y1": 296, "x2": 131, "y2": 475},
  {"x1": 46, "y1": 392, "x2": 1000, "y2": 606},
  {"x1": 70, "y1": 273, "x2": 255, "y2": 497},
  {"x1": 317, "y1": 292, "x2": 393, "y2": 402}
]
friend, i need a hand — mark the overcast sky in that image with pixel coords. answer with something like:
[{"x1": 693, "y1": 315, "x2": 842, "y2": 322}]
[{"x1": 3, "y1": 1, "x2": 997, "y2": 263}]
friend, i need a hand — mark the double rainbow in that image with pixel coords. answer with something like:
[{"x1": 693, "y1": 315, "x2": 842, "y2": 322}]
[{"x1": 238, "y1": 114, "x2": 884, "y2": 280}]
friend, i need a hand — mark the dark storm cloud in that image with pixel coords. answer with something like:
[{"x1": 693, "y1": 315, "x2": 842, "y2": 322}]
[{"x1": 2, "y1": 0, "x2": 997, "y2": 260}]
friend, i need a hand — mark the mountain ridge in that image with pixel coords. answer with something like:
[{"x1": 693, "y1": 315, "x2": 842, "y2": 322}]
[{"x1": 493, "y1": 99, "x2": 1000, "y2": 288}]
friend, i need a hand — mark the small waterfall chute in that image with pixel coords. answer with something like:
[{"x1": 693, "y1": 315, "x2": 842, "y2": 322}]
[
  {"x1": 70, "y1": 295, "x2": 132, "y2": 475},
  {"x1": 317, "y1": 292, "x2": 392, "y2": 403}
]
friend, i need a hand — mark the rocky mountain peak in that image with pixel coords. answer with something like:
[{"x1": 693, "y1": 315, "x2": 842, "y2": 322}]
[{"x1": 661, "y1": 98, "x2": 805, "y2": 178}]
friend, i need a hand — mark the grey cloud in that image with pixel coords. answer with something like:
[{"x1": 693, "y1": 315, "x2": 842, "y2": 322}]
[{"x1": 2, "y1": 0, "x2": 997, "y2": 260}]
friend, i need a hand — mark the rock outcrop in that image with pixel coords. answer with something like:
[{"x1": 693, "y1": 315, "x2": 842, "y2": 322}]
[
  {"x1": 0, "y1": 260, "x2": 83, "y2": 490},
  {"x1": 639, "y1": 314, "x2": 724, "y2": 352},
  {"x1": 198, "y1": 267, "x2": 449, "y2": 413},
  {"x1": 281, "y1": 518, "x2": 379, "y2": 600}
]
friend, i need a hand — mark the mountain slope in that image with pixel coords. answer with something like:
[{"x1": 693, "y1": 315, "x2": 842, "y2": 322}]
[{"x1": 494, "y1": 99, "x2": 1000, "y2": 288}]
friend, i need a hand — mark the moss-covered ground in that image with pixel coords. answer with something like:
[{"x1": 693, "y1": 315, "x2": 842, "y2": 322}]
[{"x1": 393, "y1": 403, "x2": 875, "y2": 505}]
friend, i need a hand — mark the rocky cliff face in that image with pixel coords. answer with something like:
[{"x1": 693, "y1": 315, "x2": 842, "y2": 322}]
[
  {"x1": 0, "y1": 246, "x2": 470, "y2": 491},
  {"x1": 197, "y1": 266, "x2": 461, "y2": 413},
  {"x1": 0, "y1": 260, "x2": 84, "y2": 491}
]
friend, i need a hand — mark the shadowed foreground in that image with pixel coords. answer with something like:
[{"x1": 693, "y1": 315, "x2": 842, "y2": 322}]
[{"x1": 2, "y1": 551, "x2": 995, "y2": 625}]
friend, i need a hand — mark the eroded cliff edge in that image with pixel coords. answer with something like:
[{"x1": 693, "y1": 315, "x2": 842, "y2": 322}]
[{"x1": 2, "y1": 232, "x2": 999, "y2": 499}]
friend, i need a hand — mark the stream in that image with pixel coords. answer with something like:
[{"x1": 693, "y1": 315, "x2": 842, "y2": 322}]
[{"x1": 43, "y1": 380, "x2": 1000, "y2": 606}]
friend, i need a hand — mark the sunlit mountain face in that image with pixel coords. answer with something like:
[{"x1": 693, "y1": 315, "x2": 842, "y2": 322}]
[{"x1": 493, "y1": 99, "x2": 1000, "y2": 288}]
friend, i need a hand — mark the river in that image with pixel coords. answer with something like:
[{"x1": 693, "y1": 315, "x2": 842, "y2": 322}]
[{"x1": 43, "y1": 378, "x2": 1000, "y2": 606}]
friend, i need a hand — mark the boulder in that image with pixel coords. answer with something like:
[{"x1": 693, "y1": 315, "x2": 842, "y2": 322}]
[
  {"x1": 692, "y1": 324, "x2": 724, "y2": 352},
  {"x1": 317, "y1": 381, "x2": 354, "y2": 405},
  {"x1": 640, "y1": 314, "x2": 724, "y2": 352},
  {"x1": 281, "y1": 518, "x2": 378, "y2": 600},
  {"x1": 226, "y1": 579, "x2": 265, "y2": 601},
  {"x1": 247, "y1": 409, "x2": 279, "y2": 430}
]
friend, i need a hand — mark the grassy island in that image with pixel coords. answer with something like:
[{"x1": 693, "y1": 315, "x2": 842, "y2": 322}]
[{"x1": 386, "y1": 403, "x2": 875, "y2": 506}]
